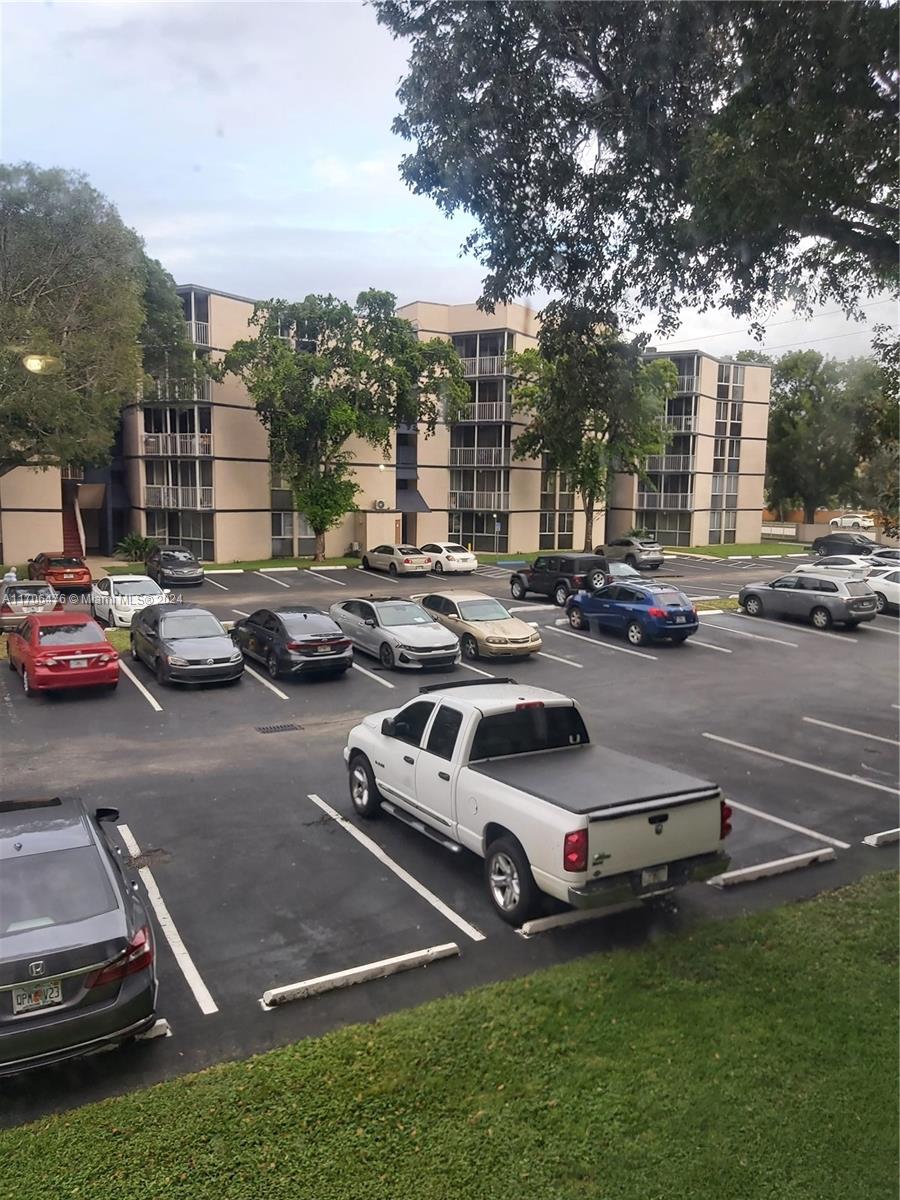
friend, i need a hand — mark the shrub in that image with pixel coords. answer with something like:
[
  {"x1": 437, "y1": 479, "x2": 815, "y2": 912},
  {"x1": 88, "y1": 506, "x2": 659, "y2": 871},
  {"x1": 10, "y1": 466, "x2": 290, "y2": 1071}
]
[{"x1": 115, "y1": 533, "x2": 156, "y2": 562}]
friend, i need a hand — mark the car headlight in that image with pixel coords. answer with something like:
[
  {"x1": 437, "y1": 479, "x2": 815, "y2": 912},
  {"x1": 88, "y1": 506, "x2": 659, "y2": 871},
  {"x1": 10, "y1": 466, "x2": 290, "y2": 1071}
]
[
  {"x1": 485, "y1": 637, "x2": 509, "y2": 644},
  {"x1": 167, "y1": 654, "x2": 188, "y2": 666},
  {"x1": 229, "y1": 650, "x2": 243, "y2": 663},
  {"x1": 398, "y1": 643, "x2": 420, "y2": 652},
  {"x1": 530, "y1": 631, "x2": 541, "y2": 640}
]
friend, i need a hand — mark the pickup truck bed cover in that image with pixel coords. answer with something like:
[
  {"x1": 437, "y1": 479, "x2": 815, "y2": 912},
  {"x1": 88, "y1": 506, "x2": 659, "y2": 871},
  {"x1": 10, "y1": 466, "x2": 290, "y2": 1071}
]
[{"x1": 469, "y1": 744, "x2": 719, "y2": 814}]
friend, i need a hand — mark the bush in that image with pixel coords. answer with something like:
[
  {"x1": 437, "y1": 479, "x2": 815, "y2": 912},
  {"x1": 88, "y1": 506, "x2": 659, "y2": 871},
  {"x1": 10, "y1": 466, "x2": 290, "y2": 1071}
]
[{"x1": 115, "y1": 533, "x2": 156, "y2": 562}]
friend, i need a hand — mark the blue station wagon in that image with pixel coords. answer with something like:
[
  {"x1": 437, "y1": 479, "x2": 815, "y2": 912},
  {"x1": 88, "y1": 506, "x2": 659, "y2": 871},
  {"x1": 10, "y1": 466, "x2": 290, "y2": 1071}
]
[{"x1": 565, "y1": 583, "x2": 699, "y2": 646}]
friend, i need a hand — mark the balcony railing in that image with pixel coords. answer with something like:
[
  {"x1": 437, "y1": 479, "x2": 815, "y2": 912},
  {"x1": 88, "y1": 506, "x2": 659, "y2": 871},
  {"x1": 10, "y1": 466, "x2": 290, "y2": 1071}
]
[
  {"x1": 144, "y1": 484, "x2": 214, "y2": 510},
  {"x1": 458, "y1": 354, "x2": 508, "y2": 378},
  {"x1": 143, "y1": 433, "x2": 212, "y2": 457},
  {"x1": 455, "y1": 401, "x2": 512, "y2": 423},
  {"x1": 185, "y1": 320, "x2": 210, "y2": 346},
  {"x1": 449, "y1": 490, "x2": 510, "y2": 511},
  {"x1": 675, "y1": 375, "x2": 698, "y2": 393},
  {"x1": 154, "y1": 377, "x2": 211, "y2": 403},
  {"x1": 448, "y1": 446, "x2": 511, "y2": 468},
  {"x1": 60, "y1": 466, "x2": 84, "y2": 481},
  {"x1": 663, "y1": 414, "x2": 694, "y2": 432},
  {"x1": 636, "y1": 492, "x2": 693, "y2": 511},
  {"x1": 646, "y1": 453, "x2": 695, "y2": 473}
]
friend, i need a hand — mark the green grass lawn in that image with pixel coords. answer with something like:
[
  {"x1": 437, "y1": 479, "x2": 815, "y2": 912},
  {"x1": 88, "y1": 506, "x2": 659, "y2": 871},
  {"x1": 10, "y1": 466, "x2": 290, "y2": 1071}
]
[
  {"x1": 676, "y1": 542, "x2": 807, "y2": 558},
  {"x1": 2, "y1": 874, "x2": 896, "y2": 1200},
  {"x1": 694, "y1": 597, "x2": 741, "y2": 612}
]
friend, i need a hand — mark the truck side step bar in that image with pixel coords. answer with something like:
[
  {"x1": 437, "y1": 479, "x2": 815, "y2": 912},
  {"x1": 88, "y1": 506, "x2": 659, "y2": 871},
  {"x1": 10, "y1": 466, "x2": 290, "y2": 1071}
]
[{"x1": 381, "y1": 800, "x2": 462, "y2": 853}]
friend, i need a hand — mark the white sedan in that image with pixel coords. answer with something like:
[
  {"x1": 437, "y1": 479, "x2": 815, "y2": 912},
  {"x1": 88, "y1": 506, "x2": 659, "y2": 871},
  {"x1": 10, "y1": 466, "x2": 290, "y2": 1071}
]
[
  {"x1": 870, "y1": 547, "x2": 900, "y2": 567},
  {"x1": 419, "y1": 541, "x2": 479, "y2": 574},
  {"x1": 791, "y1": 555, "x2": 874, "y2": 578},
  {"x1": 91, "y1": 574, "x2": 168, "y2": 628},
  {"x1": 867, "y1": 566, "x2": 900, "y2": 613}
]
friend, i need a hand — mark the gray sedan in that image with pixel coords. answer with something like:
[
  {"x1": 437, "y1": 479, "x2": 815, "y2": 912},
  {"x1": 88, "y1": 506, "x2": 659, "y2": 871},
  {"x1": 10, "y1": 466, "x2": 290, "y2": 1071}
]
[
  {"x1": 329, "y1": 597, "x2": 460, "y2": 669},
  {"x1": 739, "y1": 573, "x2": 878, "y2": 629},
  {"x1": 0, "y1": 797, "x2": 157, "y2": 1075}
]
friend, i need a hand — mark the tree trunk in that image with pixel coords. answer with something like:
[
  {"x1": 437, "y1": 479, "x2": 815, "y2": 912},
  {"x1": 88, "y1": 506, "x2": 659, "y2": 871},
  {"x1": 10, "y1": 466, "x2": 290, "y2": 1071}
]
[
  {"x1": 581, "y1": 493, "x2": 595, "y2": 552},
  {"x1": 313, "y1": 530, "x2": 326, "y2": 562},
  {"x1": 803, "y1": 501, "x2": 817, "y2": 524}
]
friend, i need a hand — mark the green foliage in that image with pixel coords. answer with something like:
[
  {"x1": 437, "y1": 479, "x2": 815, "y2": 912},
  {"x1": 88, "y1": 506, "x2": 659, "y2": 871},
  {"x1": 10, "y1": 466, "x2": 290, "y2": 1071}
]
[
  {"x1": 114, "y1": 533, "x2": 157, "y2": 562},
  {"x1": 139, "y1": 254, "x2": 205, "y2": 402},
  {"x1": 225, "y1": 291, "x2": 467, "y2": 559},
  {"x1": 510, "y1": 311, "x2": 675, "y2": 549},
  {"x1": 0, "y1": 163, "x2": 144, "y2": 477},
  {"x1": 850, "y1": 327, "x2": 899, "y2": 537},
  {"x1": 376, "y1": 1, "x2": 896, "y2": 329}
]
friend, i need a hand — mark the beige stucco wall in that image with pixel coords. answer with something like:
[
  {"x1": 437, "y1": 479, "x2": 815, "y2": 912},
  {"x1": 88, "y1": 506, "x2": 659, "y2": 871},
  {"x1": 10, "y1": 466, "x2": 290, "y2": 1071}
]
[
  {"x1": 213, "y1": 402, "x2": 269, "y2": 463},
  {"x1": 215, "y1": 511, "x2": 270, "y2": 563},
  {"x1": 0, "y1": 467, "x2": 62, "y2": 564},
  {"x1": 209, "y1": 293, "x2": 255, "y2": 352}
]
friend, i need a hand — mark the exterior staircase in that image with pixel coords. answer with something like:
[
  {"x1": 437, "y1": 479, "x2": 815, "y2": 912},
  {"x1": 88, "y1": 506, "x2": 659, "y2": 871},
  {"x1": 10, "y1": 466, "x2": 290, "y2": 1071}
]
[{"x1": 62, "y1": 503, "x2": 83, "y2": 556}]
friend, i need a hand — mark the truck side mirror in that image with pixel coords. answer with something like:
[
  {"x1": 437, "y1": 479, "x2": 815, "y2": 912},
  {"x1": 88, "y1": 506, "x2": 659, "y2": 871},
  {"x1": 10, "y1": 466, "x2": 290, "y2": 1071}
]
[{"x1": 381, "y1": 718, "x2": 395, "y2": 737}]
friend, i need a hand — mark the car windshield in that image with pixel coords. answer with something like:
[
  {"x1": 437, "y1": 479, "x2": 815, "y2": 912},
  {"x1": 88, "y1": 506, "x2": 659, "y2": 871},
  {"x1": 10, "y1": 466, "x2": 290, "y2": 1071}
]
[
  {"x1": 0, "y1": 845, "x2": 116, "y2": 934},
  {"x1": 845, "y1": 582, "x2": 872, "y2": 597},
  {"x1": 377, "y1": 603, "x2": 433, "y2": 627},
  {"x1": 160, "y1": 613, "x2": 223, "y2": 639},
  {"x1": 444, "y1": 544, "x2": 469, "y2": 554},
  {"x1": 37, "y1": 622, "x2": 104, "y2": 645},
  {"x1": 161, "y1": 550, "x2": 195, "y2": 562},
  {"x1": 470, "y1": 705, "x2": 589, "y2": 761},
  {"x1": 114, "y1": 581, "x2": 163, "y2": 597},
  {"x1": 647, "y1": 590, "x2": 690, "y2": 606},
  {"x1": 47, "y1": 557, "x2": 83, "y2": 568},
  {"x1": 6, "y1": 585, "x2": 53, "y2": 601},
  {"x1": 458, "y1": 599, "x2": 510, "y2": 621}
]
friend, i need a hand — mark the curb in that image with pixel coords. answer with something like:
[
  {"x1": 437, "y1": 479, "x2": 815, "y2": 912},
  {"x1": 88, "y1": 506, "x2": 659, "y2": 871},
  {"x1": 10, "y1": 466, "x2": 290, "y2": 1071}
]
[
  {"x1": 707, "y1": 847, "x2": 835, "y2": 888},
  {"x1": 260, "y1": 942, "x2": 459, "y2": 1008},
  {"x1": 517, "y1": 902, "x2": 640, "y2": 937},
  {"x1": 862, "y1": 828, "x2": 900, "y2": 848}
]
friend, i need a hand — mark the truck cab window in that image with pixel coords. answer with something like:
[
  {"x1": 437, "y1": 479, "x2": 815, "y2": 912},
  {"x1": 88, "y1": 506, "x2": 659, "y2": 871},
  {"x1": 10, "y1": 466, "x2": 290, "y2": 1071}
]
[
  {"x1": 426, "y1": 706, "x2": 464, "y2": 760},
  {"x1": 392, "y1": 700, "x2": 435, "y2": 746}
]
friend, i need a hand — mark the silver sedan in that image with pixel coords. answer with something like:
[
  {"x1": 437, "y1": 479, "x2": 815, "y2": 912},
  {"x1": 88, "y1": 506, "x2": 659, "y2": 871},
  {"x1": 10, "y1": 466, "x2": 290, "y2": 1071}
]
[
  {"x1": 329, "y1": 597, "x2": 459, "y2": 670},
  {"x1": 361, "y1": 544, "x2": 432, "y2": 575}
]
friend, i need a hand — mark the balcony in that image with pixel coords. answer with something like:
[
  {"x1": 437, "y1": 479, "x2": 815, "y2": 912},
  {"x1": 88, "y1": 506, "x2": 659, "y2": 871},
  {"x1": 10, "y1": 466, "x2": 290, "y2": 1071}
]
[
  {"x1": 154, "y1": 377, "x2": 211, "y2": 404},
  {"x1": 675, "y1": 375, "x2": 698, "y2": 393},
  {"x1": 185, "y1": 320, "x2": 210, "y2": 346},
  {"x1": 144, "y1": 484, "x2": 214, "y2": 510},
  {"x1": 143, "y1": 433, "x2": 212, "y2": 457},
  {"x1": 458, "y1": 354, "x2": 508, "y2": 378},
  {"x1": 456, "y1": 401, "x2": 512, "y2": 423},
  {"x1": 636, "y1": 492, "x2": 693, "y2": 511},
  {"x1": 448, "y1": 446, "x2": 511, "y2": 468},
  {"x1": 663, "y1": 414, "x2": 694, "y2": 432},
  {"x1": 646, "y1": 453, "x2": 695, "y2": 473},
  {"x1": 449, "y1": 490, "x2": 510, "y2": 511}
]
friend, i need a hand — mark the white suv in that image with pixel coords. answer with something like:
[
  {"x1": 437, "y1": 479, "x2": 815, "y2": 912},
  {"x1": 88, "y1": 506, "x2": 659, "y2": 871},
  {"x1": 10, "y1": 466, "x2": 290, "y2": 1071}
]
[{"x1": 830, "y1": 513, "x2": 875, "y2": 529}]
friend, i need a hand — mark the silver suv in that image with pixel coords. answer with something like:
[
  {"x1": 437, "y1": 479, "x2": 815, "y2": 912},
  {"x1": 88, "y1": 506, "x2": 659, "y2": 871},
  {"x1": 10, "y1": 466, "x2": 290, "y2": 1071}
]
[
  {"x1": 596, "y1": 536, "x2": 664, "y2": 570},
  {"x1": 738, "y1": 572, "x2": 878, "y2": 629}
]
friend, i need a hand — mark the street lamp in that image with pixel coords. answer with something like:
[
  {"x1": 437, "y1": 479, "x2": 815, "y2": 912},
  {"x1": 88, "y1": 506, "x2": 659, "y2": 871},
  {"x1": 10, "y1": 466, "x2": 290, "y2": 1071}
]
[{"x1": 21, "y1": 353, "x2": 62, "y2": 375}]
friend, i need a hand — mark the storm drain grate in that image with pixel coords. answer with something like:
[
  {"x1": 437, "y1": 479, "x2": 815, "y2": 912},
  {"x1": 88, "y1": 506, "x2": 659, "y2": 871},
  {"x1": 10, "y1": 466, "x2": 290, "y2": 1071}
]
[{"x1": 255, "y1": 722, "x2": 302, "y2": 735}]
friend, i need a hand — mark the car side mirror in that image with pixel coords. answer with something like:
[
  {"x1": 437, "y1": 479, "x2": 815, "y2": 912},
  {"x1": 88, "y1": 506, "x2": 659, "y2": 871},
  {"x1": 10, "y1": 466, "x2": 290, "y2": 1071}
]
[
  {"x1": 95, "y1": 807, "x2": 120, "y2": 824},
  {"x1": 365, "y1": 618, "x2": 376, "y2": 627},
  {"x1": 27, "y1": 558, "x2": 33, "y2": 564},
  {"x1": 381, "y1": 717, "x2": 395, "y2": 737}
]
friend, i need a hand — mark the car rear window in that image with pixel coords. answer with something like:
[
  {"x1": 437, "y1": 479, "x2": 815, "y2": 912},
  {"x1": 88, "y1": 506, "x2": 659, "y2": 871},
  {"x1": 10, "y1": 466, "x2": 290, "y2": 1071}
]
[
  {"x1": 648, "y1": 589, "x2": 690, "y2": 606},
  {"x1": 397, "y1": 546, "x2": 421, "y2": 554},
  {"x1": 281, "y1": 614, "x2": 336, "y2": 635},
  {"x1": 470, "y1": 705, "x2": 589, "y2": 761},
  {"x1": 574, "y1": 557, "x2": 606, "y2": 571},
  {"x1": 6, "y1": 585, "x2": 54, "y2": 601},
  {"x1": 37, "y1": 622, "x2": 105, "y2": 645},
  {"x1": 47, "y1": 557, "x2": 84, "y2": 567},
  {"x1": 845, "y1": 582, "x2": 872, "y2": 596},
  {"x1": 444, "y1": 544, "x2": 469, "y2": 554},
  {"x1": 0, "y1": 845, "x2": 116, "y2": 934}
]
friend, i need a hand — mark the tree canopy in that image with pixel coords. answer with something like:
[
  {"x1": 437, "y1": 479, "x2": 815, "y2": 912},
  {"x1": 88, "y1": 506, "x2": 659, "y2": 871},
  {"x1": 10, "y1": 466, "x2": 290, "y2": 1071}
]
[
  {"x1": 376, "y1": 1, "x2": 897, "y2": 330},
  {"x1": 224, "y1": 290, "x2": 467, "y2": 559}
]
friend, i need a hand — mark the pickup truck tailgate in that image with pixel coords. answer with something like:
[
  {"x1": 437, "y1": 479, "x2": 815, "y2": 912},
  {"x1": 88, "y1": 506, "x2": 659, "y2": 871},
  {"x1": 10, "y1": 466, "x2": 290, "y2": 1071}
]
[{"x1": 588, "y1": 790, "x2": 722, "y2": 877}]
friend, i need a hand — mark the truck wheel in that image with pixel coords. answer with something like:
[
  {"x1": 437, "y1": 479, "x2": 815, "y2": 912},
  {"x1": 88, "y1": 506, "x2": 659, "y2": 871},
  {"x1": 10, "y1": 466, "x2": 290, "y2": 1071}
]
[
  {"x1": 485, "y1": 836, "x2": 540, "y2": 925},
  {"x1": 349, "y1": 754, "x2": 382, "y2": 818},
  {"x1": 510, "y1": 578, "x2": 526, "y2": 600},
  {"x1": 553, "y1": 583, "x2": 569, "y2": 606}
]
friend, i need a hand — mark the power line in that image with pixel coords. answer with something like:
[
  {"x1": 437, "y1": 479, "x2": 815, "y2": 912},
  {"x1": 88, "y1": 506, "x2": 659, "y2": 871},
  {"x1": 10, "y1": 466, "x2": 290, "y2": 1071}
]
[
  {"x1": 657, "y1": 298, "x2": 896, "y2": 347},
  {"x1": 756, "y1": 328, "x2": 888, "y2": 354}
]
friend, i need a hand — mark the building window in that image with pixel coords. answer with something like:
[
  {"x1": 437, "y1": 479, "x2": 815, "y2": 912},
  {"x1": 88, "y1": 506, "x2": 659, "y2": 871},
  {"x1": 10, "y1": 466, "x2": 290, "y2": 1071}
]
[
  {"x1": 732, "y1": 365, "x2": 745, "y2": 401},
  {"x1": 147, "y1": 510, "x2": 214, "y2": 560},
  {"x1": 539, "y1": 511, "x2": 555, "y2": 549},
  {"x1": 271, "y1": 512, "x2": 293, "y2": 558},
  {"x1": 717, "y1": 363, "x2": 731, "y2": 400},
  {"x1": 557, "y1": 511, "x2": 574, "y2": 549},
  {"x1": 709, "y1": 509, "x2": 737, "y2": 546},
  {"x1": 641, "y1": 511, "x2": 691, "y2": 547},
  {"x1": 448, "y1": 511, "x2": 508, "y2": 553}
]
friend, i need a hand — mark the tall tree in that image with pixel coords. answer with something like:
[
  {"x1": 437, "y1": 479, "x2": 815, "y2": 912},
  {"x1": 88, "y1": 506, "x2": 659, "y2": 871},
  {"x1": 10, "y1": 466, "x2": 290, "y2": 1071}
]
[
  {"x1": 0, "y1": 163, "x2": 145, "y2": 478},
  {"x1": 847, "y1": 328, "x2": 899, "y2": 537},
  {"x1": 376, "y1": 1, "x2": 897, "y2": 331},
  {"x1": 139, "y1": 253, "x2": 204, "y2": 402},
  {"x1": 224, "y1": 290, "x2": 467, "y2": 560},
  {"x1": 509, "y1": 310, "x2": 676, "y2": 550}
]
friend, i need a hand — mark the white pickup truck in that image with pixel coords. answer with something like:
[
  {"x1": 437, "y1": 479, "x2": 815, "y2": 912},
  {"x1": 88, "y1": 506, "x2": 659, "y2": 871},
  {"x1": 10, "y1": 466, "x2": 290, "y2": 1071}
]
[{"x1": 343, "y1": 679, "x2": 732, "y2": 924}]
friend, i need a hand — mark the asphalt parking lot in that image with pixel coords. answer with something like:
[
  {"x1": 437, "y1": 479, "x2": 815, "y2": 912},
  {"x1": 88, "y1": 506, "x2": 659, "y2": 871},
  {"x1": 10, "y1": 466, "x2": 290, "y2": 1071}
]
[{"x1": 2, "y1": 549, "x2": 897, "y2": 1125}]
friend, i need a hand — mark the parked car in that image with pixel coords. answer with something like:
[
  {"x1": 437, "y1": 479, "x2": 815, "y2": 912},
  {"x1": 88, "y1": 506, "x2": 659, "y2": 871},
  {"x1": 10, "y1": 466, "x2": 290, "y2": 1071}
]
[
  {"x1": 0, "y1": 797, "x2": 157, "y2": 1076},
  {"x1": 791, "y1": 555, "x2": 874, "y2": 578},
  {"x1": 596, "y1": 536, "x2": 664, "y2": 570},
  {"x1": 144, "y1": 545, "x2": 204, "y2": 587},
  {"x1": 91, "y1": 575, "x2": 167, "y2": 628},
  {"x1": 0, "y1": 581, "x2": 62, "y2": 630},
  {"x1": 231, "y1": 606, "x2": 352, "y2": 678},
  {"x1": 566, "y1": 582, "x2": 699, "y2": 646},
  {"x1": 27, "y1": 553, "x2": 92, "y2": 592},
  {"x1": 418, "y1": 541, "x2": 478, "y2": 574},
  {"x1": 739, "y1": 572, "x2": 877, "y2": 629},
  {"x1": 344, "y1": 679, "x2": 731, "y2": 924},
  {"x1": 130, "y1": 603, "x2": 243, "y2": 685},
  {"x1": 361, "y1": 544, "x2": 432, "y2": 575},
  {"x1": 414, "y1": 590, "x2": 542, "y2": 659},
  {"x1": 330, "y1": 597, "x2": 459, "y2": 669},
  {"x1": 6, "y1": 613, "x2": 119, "y2": 697},
  {"x1": 869, "y1": 547, "x2": 900, "y2": 566},
  {"x1": 867, "y1": 567, "x2": 900, "y2": 613},
  {"x1": 830, "y1": 512, "x2": 875, "y2": 529},
  {"x1": 510, "y1": 553, "x2": 609, "y2": 606},
  {"x1": 811, "y1": 531, "x2": 877, "y2": 557}
]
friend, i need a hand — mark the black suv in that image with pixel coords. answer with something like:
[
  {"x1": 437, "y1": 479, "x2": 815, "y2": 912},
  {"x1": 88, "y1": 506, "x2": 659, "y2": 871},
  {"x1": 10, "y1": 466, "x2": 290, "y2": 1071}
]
[
  {"x1": 145, "y1": 545, "x2": 204, "y2": 586},
  {"x1": 811, "y1": 532, "x2": 877, "y2": 557},
  {"x1": 510, "y1": 553, "x2": 609, "y2": 606}
]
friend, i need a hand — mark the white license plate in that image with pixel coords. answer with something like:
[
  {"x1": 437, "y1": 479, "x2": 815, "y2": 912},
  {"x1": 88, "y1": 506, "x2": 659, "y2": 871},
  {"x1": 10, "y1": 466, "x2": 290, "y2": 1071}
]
[
  {"x1": 641, "y1": 865, "x2": 669, "y2": 888},
  {"x1": 63, "y1": 574, "x2": 74, "y2": 580},
  {"x1": 675, "y1": 615, "x2": 686, "y2": 624},
  {"x1": 12, "y1": 979, "x2": 63, "y2": 1014},
  {"x1": 315, "y1": 645, "x2": 331, "y2": 654},
  {"x1": 68, "y1": 658, "x2": 88, "y2": 669}
]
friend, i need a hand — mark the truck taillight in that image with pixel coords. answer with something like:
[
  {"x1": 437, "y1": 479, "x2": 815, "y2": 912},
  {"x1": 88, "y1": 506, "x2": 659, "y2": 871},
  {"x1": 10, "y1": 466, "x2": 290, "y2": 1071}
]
[
  {"x1": 572, "y1": 575, "x2": 584, "y2": 586},
  {"x1": 516, "y1": 700, "x2": 544, "y2": 710},
  {"x1": 720, "y1": 800, "x2": 733, "y2": 840},
  {"x1": 563, "y1": 829, "x2": 588, "y2": 872},
  {"x1": 88, "y1": 926, "x2": 153, "y2": 988}
]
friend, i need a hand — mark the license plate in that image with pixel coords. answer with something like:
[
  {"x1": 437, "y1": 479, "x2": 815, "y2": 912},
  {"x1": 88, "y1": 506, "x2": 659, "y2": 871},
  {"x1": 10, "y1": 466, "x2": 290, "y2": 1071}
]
[
  {"x1": 316, "y1": 645, "x2": 331, "y2": 654},
  {"x1": 641, "y1": 865, "x2": 668, "y2": 888},
  {"x1": 675, "y1": 615, "x2": 686, "y2": 624},
  {"x1": 12, "y1": 979, "x2": 63, "y2": 1014},
  {"x1": 68, "y1": 658, "x2": 88, "y2": 669},
  {"x1": 63, "y1": 573, "x2": 74, "y2": 580}
]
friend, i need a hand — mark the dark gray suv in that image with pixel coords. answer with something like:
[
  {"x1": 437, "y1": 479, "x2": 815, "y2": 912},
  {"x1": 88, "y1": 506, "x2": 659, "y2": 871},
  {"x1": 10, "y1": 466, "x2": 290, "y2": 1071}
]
[
  {"x1": 131, "y1": 603, "x2": 244, "y2": 685},
  {"x1": 0, "y1": 797, "x2": 157, "y2": 1075},
  {"x1": 739, "y1": 573, "x2": 878, "y2": 629}
]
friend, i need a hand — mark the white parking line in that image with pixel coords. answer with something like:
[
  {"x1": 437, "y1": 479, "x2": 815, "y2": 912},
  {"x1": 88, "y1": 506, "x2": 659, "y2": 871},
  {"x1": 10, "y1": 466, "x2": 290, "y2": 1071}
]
[
  {"x1": 689, "y1": 640, "x2": 733, "y2": 654},
  {"x1": 232, "y1": 609, "x2": 250, "y2": 617},
  {"x1": 536, "y1": 651, "x2": 583, "y2": 668},
  {"x1": 893, "y1": 704, "x2": 900, "y2": 710},
  {"x1": 255, "y1": 570, "x2": 291, "y2": 589},
  {"x1": 205, "y1": 578, "x2": 229, "y2": 591},
  {"x1": 118, "y1": 660, "x2": 163, "y2": 713},
  {"x1": 731, "y1": 612, "x2": 856, "y2": 643},
  {"x1": 244, "y1": 664, "x2": 289, "y2": 700},
  {"x1": 306, "y1": 794, "x2": 485, "y2": 941},
  {"x1": 306, "y1": 568, "x2": 346, "y2": 586},
  {"x1": 728, "y1": 799, "x2": 851, "y2": 849},
  {"x1": 351, "y1": 661, "x2": 395, "y2": 688},
  {"x1": 459, "y1": 661, "x2": 496, "y2": 677},
  {"x1": 702, "y1": 732, "x2": 900, "y2": 795},
  {"x1": 118, "y1": 824, "x2": 218, "y2": 1015},
  {"x1": 700, "y1": 620, "x2": 798, "y2": 648},
  {"x1": 546, "y1": 626, "x2": 658, "y2": 661},
  {"x1": 860, "y1": 623, "x2": 900, "y2": 637},
  {"x1": 802, "y1": 716, "x2": 900, "y2": 747}
]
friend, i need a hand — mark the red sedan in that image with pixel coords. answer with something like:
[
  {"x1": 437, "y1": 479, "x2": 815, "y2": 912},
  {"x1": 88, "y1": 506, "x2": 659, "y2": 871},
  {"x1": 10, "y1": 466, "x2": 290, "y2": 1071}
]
[
  {"x1": 6, "y1": 613, "x2": 119, "y2": 697},
  {"x1": 27, "y1": 553, "x2": 93, "y2": 592}
]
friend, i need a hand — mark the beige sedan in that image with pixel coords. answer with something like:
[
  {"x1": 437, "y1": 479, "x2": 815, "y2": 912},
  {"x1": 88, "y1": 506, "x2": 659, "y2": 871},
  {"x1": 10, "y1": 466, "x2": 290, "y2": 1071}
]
[
  {"x1": 361, "y1": 544, "x2": 432, "y2": 575},
  {"x1": 414, "y1": 589, "x2": 542, "y2": 660}
]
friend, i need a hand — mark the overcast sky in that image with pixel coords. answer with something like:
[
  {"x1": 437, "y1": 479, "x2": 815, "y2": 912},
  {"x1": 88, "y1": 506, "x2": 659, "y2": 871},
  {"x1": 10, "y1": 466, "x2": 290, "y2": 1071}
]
[{"x1": 2, "y1": 0, "x2": 894, "y2": 359}]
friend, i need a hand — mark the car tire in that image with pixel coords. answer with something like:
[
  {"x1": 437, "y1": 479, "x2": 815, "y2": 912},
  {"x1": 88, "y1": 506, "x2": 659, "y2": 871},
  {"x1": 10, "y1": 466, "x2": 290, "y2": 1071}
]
[
  {"x1": 434, "y1": 560, "x2": 443, "y2": 573},
  {"x1": 626, "y1": 620, "x2": 647, "y2": 646},
  {"x1": 568, "y1": 606, "x2": 585, "y2": 630},
  {"x1": 155, "y1": 657, "x2": 169, "y2": 686},
  {"x1": 22, "y1": 668, "x2": 37, "y2": 697},
  {"x1": 484, "y1": 836, "x2": 540, "y2": 925},
  {"x1": 625, "y1": 554, "x2": 638, "y2": 568},
  {"x1": 130, "y1": 636, "x2": 140, "y2": 664},
  {"x1": 462, "y1": 634, "x2": 479, "y2": 660},
  {"x1": 361, "y1": 556, "x2": 370, "y2": 571},
  {"x1": 266, "y1": 651, "x2": 280, "y2": 679},
  {"x1": 348, "y1": 753, "x2": 382, "y2": 818},
  {"x1": 874, "y1": 591, "x2": 887, "y2": 613},
  {"x1": 810, "y1": 606, "x2": 833, "y2": 630},
  {"x1": 553, "y1": 583, "x2": 569, "y2": 607},
  {"x1": 816, "y1": 545, "x2": 827, "y2": 557},
  {"x1": 743, "y1": 594, "x2": 763, "y2": 616},
  {"x1": 387, "y1": 562, "x2": 397, "y2": 577},
  {"x1": 852, "y1": 521, "x2": 860, "y2": 528},
  {"x1": 510, "y1": 578, "x2": 526, "y2": 600},
  {"x1": 379, "y1": 642, "x2": 395, "y2": 669}
]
